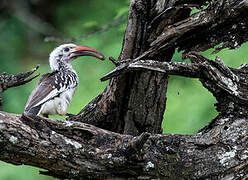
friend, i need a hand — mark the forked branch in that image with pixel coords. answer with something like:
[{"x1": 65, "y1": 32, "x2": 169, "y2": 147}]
[
  {"x1": 0, "y1": 111, "x2": 247, "y2": 179},
  {"x1": 102, "y1": 52, "x2": 248, "y2": 106},
  {"x1": 0, "y1": 65, "x2": 39, "y2": 110}
]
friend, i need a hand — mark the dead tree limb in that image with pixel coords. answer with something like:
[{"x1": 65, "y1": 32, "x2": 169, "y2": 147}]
[
  {"x1": 0, "y1": 111, "x2": 247, "y2": 179},
  {"x1": 0, "y1": 65, "x2": 39, "y2": 110}
]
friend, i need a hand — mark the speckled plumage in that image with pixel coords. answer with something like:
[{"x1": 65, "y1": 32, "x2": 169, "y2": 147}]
[{"x1": 24, "y1": 43, "x2": 104, "y2": 117}]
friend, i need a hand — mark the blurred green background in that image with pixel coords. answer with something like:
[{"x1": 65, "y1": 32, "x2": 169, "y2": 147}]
[{"x1": 0, "y1": 0, "x2": 247, "y2": 179}]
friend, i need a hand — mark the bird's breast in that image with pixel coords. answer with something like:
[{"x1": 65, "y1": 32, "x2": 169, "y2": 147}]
[
  {"x1": 39, "y1": 70, "x2": 78, "y2": 116},
  {"x1": 55, "y1": 70, "x2": 79, "y2": 91},
  {"x1": 60, "y1": 88, "x2": 77, "y2": 105},
  {"x1": 39, "y1": 87, "x2": 77, "y2": 116}
]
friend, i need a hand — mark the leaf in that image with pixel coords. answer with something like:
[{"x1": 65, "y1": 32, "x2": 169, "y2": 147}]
[{"x1": 115, "y1": 7, "x2": 129, "y2": 19}]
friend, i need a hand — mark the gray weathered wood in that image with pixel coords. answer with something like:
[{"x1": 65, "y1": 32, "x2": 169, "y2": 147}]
[
  {"x1": 0, "y1": 110, "x2": 247, "y2": 179},
  {"x1": 0, "y1": 65, "x2": 39, "y2": 110}
]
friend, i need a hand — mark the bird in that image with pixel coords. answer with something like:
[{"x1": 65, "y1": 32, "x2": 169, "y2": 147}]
[{"x1": 24, "y1": 43, "x2": 105, "y2": 118}]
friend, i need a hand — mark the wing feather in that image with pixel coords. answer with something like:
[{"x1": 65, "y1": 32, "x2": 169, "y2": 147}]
[{"x1": 24, "y1": 72, "x2": 64, "y2": 115}]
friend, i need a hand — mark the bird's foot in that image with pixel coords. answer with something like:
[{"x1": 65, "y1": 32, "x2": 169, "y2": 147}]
[
  {"x1": 43, "y1": 114, "x2": 49, "y2": 118},
  {"x1": 66, "y1": 113, "x2": 76, "y2": 118}
]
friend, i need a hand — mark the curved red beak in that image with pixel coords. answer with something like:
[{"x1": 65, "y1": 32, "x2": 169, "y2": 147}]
[{"x1": 70, "y1": 46, "x2": 105, "y2": 61}]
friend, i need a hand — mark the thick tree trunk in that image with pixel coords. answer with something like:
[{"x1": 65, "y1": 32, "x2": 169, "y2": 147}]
[
  {"x1": 1, "y1": 0, "x2": 248, "y2": 179},
  {"x1": 72, "y1": 0, "x2": 192, "y2": 135}
]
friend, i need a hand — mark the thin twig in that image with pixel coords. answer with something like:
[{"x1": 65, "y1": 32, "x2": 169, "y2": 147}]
[
  {"x1": 100, "y1": 59, "x2": 200, "y2": 81},
  {"x1": 44, "y1": 17, "x2": 126, "y2": 43},
  {"x1": 0, "y1": 65, "x2": 40, "y2": 91},
  {"x1": 10, "y1": 1, "x2": 61, "y2": 37},
  {"x1": 109, "y1": 56, "x2": 119, "y2": 67}
]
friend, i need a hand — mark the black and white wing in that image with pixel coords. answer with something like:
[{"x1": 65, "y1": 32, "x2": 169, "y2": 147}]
[{"x1": 24, "y1": 72, "x2": 65, "y2": 116}]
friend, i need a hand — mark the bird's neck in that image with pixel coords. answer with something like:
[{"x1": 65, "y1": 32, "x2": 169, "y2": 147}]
[{"x1": 52, "y1": 61, "x2": 75, "y2": 73}]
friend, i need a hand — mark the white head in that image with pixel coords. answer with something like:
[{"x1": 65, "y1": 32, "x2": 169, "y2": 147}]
[{"x1": 49, "y1": 43, "x2": 105, "y2": 71}]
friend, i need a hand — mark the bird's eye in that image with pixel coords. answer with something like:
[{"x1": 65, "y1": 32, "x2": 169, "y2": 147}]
[{"x1": 64, "y1": 47, "x2": 70, "y2": 52}]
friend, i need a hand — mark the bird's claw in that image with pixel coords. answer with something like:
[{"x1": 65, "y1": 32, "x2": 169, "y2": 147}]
[{"x1": 66, "y1": 113, "x2": 76, "y2": 118}]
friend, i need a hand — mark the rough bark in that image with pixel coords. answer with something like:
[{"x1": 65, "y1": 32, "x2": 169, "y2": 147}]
[
  {"x1": 69, "y1": 0, "x2": 248, "y2": 135},
  {"x1": 70, "y1": 0, "x2": 191, "y2": 135},
  {"x1": 0, "y1": 102, "x2": 247, "y2": 179},
  {"x1": 0, "y1": 65, "x2": 39, "y2": 110},
  {"x1": 1, "y1": 0, "x2": 248, "y2": 179}
]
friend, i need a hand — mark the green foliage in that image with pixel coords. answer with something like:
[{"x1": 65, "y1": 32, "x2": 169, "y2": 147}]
[
  {"x1": 82, "y1": 21, "x2": 99, "y2": 31},
  {"x1": 163, "y1": 50, "x2": 217, "y2": 134},
  {"x1": 0, "y1": 162, "x2": 53, "y2": 180},
  {"x1": 0, "y1": 0, "x2": 248, "y2": 178},
  {"x1": 164, "y1": 75, "x2": 217, "y2": 134},
  {"x1": 115, "y1": 7, "x2": 129, "y2": 19},
  {"x1": 163, "y1": 43, "x2": 248, "y2": 134}
]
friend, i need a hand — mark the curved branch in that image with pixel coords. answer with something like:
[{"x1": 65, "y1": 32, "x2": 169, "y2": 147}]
[
  {"x1": 0, "y1": 65, "x2": 39, "y2": 92},
  {"x1": 101, "y1": 52, "x2": 248, "y2": 103},
  {"x1": 100, "y1": 58, "x2": 200, "y2": 81},
  {"x1": 0, "y1": 65, "x2": 39, "y2": 110},
  {"x1": 44, "y1": 17, "x2": 126, "y2": 43},
  {"x1": 0, "y1": 112, "x2": 247, "y2": 179},
  {"x1": 137, "y1": 0, "x2": 248, "y2": 59}
]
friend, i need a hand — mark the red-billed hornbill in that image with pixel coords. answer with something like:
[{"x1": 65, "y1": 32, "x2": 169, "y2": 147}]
[{"x1": 24, "y1": 43, "x2": 104, "y2": 117}]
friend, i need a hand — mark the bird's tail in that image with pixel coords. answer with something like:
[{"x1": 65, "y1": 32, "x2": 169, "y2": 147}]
[{"x1": 24, "y1": 105, "x2": 41, "y2": 117}]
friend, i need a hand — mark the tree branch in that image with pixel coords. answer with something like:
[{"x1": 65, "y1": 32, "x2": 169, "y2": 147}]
[
  {"x1": 0, "y1": 111, "x2": 247, "y2": 179},
  {"x1": 0, "y1": 65, "x2": 39, "y2": 110},
  {"x1": 44, "y1": 17, "x2": 126, "y2": 43},
  {"x1": 7, "y1": 0, "x2": 61, "y2": 36},
  {"x1": 136, "y1": 0, "x2": 248, "y2": 59},
  {"x1": 0, "y1": 65, "x2": 40, "y2": 91},
  {"x1": 100, "y1": 58, "x2": 200, "y2": 82},
  {"x1": 102, "y1": 52, "x2": 248, "y2": 107}
]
